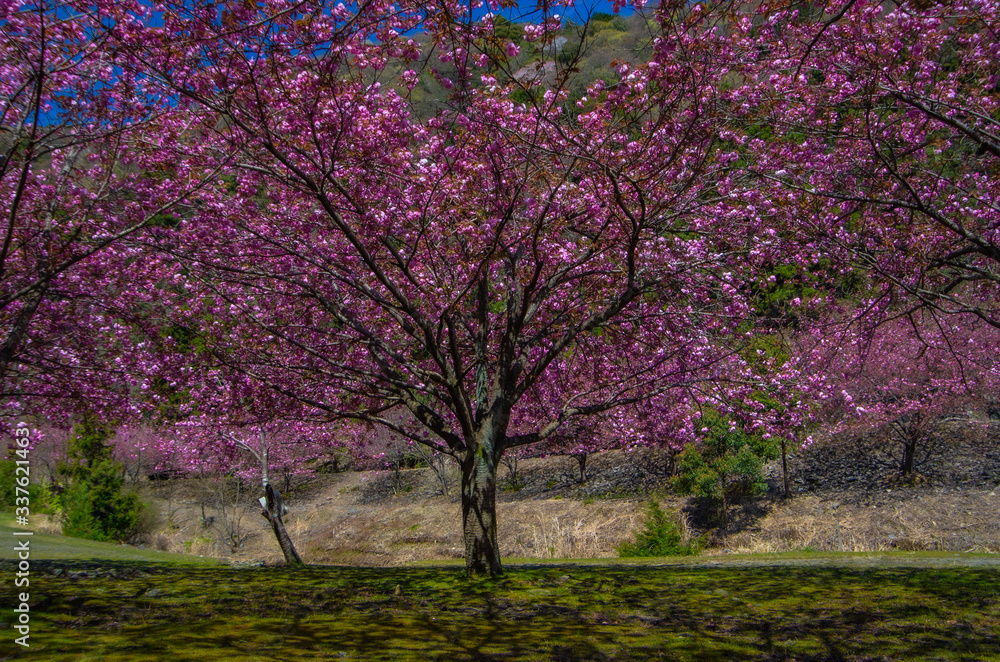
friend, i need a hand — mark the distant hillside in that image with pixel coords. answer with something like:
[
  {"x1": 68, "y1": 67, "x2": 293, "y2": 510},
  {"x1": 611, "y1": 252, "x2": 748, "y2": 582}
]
[{"x1": 126, "y1": 432, "x2": 1000, "y2": 567}]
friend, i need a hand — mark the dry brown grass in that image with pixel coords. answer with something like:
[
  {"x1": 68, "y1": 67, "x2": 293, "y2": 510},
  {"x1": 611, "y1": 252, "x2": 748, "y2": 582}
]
[
  {"x1": 32, "y1": 513, "x2": 62, "y2": 535},
  {"x1": 722, "y1": 489, "x2": 1000, "y2": 554},
  {"x1": 120, "y1": 452, "x2": 999, "y2": 564},
  {"x1": 134, "y1": 469, "x2": 656, "y2": 564},
  {"x1": 499, "y1": 500, "x2": 644, "y2": 559}
]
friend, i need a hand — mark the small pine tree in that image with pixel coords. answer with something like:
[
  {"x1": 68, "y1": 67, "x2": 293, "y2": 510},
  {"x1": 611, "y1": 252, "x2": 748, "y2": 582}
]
[
  {"x1": 617, "y1": 501, "x2": 701, "y2": 558},
  {"x1": 673, "y1": 411, "x2": 778, "y2": 530},
  {"x1": 0, "y1": 455, "x2": 59, "y2": 515},
  {"x1": 57, "y1": 419, "x2": 146, "y2": 542}
]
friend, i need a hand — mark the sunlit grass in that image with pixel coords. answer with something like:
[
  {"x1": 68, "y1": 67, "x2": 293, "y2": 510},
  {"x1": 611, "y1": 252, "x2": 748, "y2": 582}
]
[{"x1": 0, "y1": 516, "x2": 220, "y2": 565}]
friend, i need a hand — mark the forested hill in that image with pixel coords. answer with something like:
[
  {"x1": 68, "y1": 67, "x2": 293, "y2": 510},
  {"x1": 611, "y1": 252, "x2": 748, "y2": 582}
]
[{"x1": 378, "y1": 11, "x2": 659, "y2": 117}]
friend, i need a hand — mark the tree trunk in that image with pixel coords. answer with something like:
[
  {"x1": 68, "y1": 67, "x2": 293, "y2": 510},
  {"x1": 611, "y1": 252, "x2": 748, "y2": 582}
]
[
  {"x1": 461, "y1": 449, "x2": 502, "y2": 577},
  {"x1": 260, "y1": 484, "x2": 302, "y2": 565},
  {"x1": 574, "y1": 452, "x2": 587, "y2": 483},
  {"x1": 899, "y1": 415, "x2": 919, "y2": 476},
  {"x1": 719, "y1": 478, "x2": 729, "y2": 532},
  {"x1": 900, "y1": 435, "x2": 917, "y2": 475},
  {"x1": 780, "y1": 438, "x2": 790, "y2": 499}
]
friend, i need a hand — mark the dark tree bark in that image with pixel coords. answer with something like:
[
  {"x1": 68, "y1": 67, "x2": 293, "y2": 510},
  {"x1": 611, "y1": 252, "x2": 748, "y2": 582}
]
[
  {"x1": 574, "y1": 452, "x2": 588, "y2": 483},
  {"x1": 0, "y1": 286, "x2": 46, "y2": 390},
  {"x1": 780, "y1": 437, "x2": 790, "y2": 499},
  {"x1": 895, "y1": 412, "x2": 922, "y2": 476},
  {"x1": 461, "y1": 448, "x2": 502, "y2": 577},
  {"x1": 900, "y1": 433, "x2": 918, "y2": 476}
]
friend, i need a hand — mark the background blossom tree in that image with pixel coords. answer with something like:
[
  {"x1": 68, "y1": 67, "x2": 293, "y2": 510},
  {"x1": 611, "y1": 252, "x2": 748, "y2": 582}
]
[
  {"x1": 1, "y1": 0, "x2": 224, "y2": 414},
  {"x1": 827, "y1": 312, "x2": 998, "y2": 476},
  {"x1": 731, "y1": 0, "x2": 1000, "y2": 329}
]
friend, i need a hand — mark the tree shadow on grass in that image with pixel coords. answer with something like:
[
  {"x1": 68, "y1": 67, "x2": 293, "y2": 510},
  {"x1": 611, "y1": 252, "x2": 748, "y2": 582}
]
[{"x1": 6, "y1": 560, "x2": 999, "y2": 661}]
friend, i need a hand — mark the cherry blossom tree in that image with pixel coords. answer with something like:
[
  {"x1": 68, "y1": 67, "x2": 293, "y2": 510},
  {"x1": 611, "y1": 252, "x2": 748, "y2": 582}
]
[
  {"x1": 18, "y1": 0, "x2": 981, "y2": 575},
  {"x1": 827, "y1": 312, "x2": 998, "y2": 476},
  {"x1": 105, "y1": 0, "x2": 798, "y2": 575},
  {"x1": 109, "y1": 409, "x2": 337, "y2": 563},
  {"x1": 116, "y1": 342, "x2": 336, "y2": 563},
  {"x1": 188, "y1": 421, "x2": 326, "y2": 565}
]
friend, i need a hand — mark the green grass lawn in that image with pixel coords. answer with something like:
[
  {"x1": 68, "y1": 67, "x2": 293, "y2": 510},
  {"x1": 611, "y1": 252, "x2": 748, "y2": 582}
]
[
  {"x1": 2, "y1": 517, "x2": 998, "y2": 660},
  {"x1": 0, "y1": 516, "x2": 219, "y2": 565},
  {"x1": 2, "y1": 560, "x2": 998, "y2": 661}
]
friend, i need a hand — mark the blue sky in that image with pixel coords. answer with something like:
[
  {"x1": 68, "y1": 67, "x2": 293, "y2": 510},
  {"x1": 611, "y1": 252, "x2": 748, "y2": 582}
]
[
  {"x1": 476, "y1": 0, "x2": 641, "y2": 23},
  {"x1": 134, "y1": 1, "x2": 642, "y2": 31}
]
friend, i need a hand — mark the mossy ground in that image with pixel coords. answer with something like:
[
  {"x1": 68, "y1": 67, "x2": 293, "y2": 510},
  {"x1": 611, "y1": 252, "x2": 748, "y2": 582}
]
[{"x1": 3, "y1": 558, "x2": 998, "y2": 661}]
